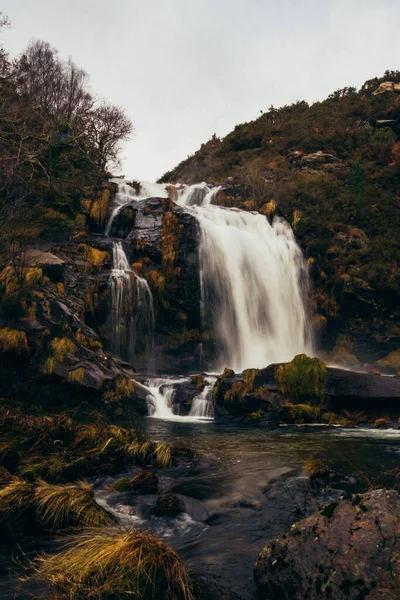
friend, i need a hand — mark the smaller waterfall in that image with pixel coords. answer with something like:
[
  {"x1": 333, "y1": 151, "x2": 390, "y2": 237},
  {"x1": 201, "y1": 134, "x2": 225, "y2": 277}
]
[
  {"x1": 142, "y1": 377, "x2": 214, "y2": 422},
  {"x1": 188, "y1": 385, "x2": 214, "y2": 419},
  {"x1": 110, "y1": 242, "x2": 155, "y2": 367}
]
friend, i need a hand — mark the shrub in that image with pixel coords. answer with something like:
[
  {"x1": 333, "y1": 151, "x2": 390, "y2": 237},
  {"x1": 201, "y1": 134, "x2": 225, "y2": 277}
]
[
  {"x1": 275, "y1": 354, "x2": 327, "y2": 402},
  {"x1": 0, "y1": 328, "x2": 28, "y2": 354},
  {"x1": 32, "y1": 528, "x2": 194, "y2": 600}
]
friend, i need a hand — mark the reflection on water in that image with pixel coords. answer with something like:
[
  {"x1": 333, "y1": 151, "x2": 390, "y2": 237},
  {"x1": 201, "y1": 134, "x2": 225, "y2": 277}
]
[{"x1": 113, "y1": 420, "x2": 400, "y2": 599}]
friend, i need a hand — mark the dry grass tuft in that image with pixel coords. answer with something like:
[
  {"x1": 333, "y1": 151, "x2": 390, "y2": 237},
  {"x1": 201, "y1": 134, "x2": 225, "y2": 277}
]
[
  {"x1": 78, "y1": 244, "x2": 109, "y2": 268},
  {"x1": 275, "y1": 354, "x2": 327, "y2": 403},
  {"x1": 0, "y1": 477, "x2": 33, "y2": 516},
  {"x1": 41, "y1": 337, "x2": 76, "y2": 375},
  {"x1": 33, "y1": 527, "x2": 194, "y2": 600},
  {"x1": 153, "y1": 442, "x2": 172, "y2": 468},
  {"x1": 377, "y1": 349, "x2": 400, "y2": 375},
  {"x1": 302, "y1": 458, "x2": 329, "y2": 478},
  {"x1": 33, "y1": 480, "x2": 113, "y2": 531},
  {"x1": 0, "y1": 328, "x2": 29, "y2": 354},
  {"x1": 68, "y1": 367, "x2": 85, "y2": 385}
]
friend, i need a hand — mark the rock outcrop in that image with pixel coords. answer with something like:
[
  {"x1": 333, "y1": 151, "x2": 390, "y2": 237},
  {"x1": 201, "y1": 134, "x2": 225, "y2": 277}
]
[{"x1": 254, "y1": 488, "x2": 400, "y2": 600}]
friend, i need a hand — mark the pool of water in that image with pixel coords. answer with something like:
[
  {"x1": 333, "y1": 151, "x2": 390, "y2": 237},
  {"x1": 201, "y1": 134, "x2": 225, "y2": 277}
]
[{"x1": 96, "y1": 420, "x2": 400, "y2": 599}]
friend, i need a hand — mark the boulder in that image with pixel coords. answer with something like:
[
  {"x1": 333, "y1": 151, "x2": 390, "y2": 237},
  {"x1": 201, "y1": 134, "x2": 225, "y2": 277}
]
[
  {"x1": 254, "y1": 488, "x2": 400, "y2": 600},
  {"x1": 130, "y1": 470, "x2": 159, "y2": 494},
  {"x1": 153, "y1": 492, "x2": 184, "y2": 517},
  {"x1": 327, "y1": 367, "x2": 400, "y2": 412},
  {"x1": 26, "y1": 249, "x2": 65, "y2": 281}
]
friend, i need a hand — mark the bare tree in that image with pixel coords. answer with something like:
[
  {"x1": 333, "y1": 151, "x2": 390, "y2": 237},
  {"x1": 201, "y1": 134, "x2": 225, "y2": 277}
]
[{"x1": 87, "y1": 102, "x2": 133, "y2": 171}]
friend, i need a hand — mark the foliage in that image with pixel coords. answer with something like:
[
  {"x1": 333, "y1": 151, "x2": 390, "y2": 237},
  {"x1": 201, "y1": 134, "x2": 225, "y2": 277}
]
[
  {"x1": 377, "y1": 349, "x2": 400, "y2": 374},
  {"x1": 32, "y1": 527, "x2": 194, "y2": 600},
  {"x1": 275, "y1": 354, "x2": 327, "y2": 403}
]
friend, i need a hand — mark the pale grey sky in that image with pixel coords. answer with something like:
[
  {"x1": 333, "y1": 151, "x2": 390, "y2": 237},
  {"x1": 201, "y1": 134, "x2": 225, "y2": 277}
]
[{"x1": 2, "y1": 0, "x2": 400, "y2": 180}]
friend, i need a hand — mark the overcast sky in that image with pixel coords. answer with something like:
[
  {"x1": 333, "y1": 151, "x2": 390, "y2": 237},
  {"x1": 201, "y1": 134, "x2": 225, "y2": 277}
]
[{"x1": 2, "y1": 1, "x2": 400, "y2": 180}]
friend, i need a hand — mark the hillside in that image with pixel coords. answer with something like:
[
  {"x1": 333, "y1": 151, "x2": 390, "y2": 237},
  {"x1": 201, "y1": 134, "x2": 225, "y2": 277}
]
[{"x1": 160, "y1": 73, "x2": 400, "y2": 363}]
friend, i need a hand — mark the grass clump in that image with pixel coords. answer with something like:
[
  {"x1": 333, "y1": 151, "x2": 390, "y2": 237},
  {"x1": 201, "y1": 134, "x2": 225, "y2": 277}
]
[
  {"x1": 275, "y1": 354, "x2": 327, "y2": 403},
  {"x1": 42, "y1": 337, "x2": 76, "y2": 375},
  {"x1": 33, "y1": 527, "x2": 194, "y2": 600},
  {"x1": 282, "y1": 402, "x2": 321, "y2": 424},
  {"x1": 0, "y1": 477, "x2": 33, "y2": 516},
  {"x1": 161, "y1": 213, "x2": 183, "y2": 277},
  {"x1": 0, "y1": 328, "x2": 28, "y2": 354},
  {"x1": 68, "y1": 367, "x2": 85, "y2": 385},
  {"x1": 153, "y1": 442, "x2": 172, "y2": 468},
  {"x1": 77, "y1": 244, "x2": 110, "y2": 269},
  {"x1": 302, "y1": 458, "x2": 329, "y2": 478},
  {"x1": 377, "y1": 349, "x2": 400, "y2": 374},
  {"x1": 191, "y1": 374, "x2": 209, "y2": 391},
  {"x1": 89, "y1": 188, "x2": 111, "y2": 227},
  {"x1": 34, "y1": 480, "x2": 113, "y2": 531},
  {"x1": 372, "y1": 417, "x2": 389, "y2": 429},
  {"x1": 212, "y1": 368, "x2": 235, "y2": 403},
  {"x1": 224, "y1": 368, "x2": 259, "y2": 403}
]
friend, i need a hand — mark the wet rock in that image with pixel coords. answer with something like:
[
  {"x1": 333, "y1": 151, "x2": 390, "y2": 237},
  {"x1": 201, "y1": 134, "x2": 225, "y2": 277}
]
[
  {"x1": 254, "y1": 488, "x2": 400, "y2": 600},
  {"x1": 130, "y1": 470, "x2": 159, "y2": 494},
  {"x1": 153, "y1": 492, "x2": 184, "y2": 517}
]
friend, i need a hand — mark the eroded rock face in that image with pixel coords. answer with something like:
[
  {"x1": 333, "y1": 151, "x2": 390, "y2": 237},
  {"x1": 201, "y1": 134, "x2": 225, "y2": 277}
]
[{"x1": 254, "y1": 489, "x2": 400, "y2": 600}]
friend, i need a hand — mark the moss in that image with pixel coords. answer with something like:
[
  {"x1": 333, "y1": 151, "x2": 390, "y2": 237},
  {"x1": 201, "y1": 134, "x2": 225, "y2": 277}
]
[
  {"x1": 154, "y1": 493, "x2": 183, "y2": 517},
  {"x1": 161, "y1": 213, "x2": 183, "y2": 277},
  {"x1": 77, "y1": 244, "x2": 110, "y2": 269},
  {"x1": 191, "y1": 374, "x2": 208, "y2": 391},
  {"x1": 131, "y1": 470, "x2": 159, "y2": 494},
  {"x1": 111, "y1": 477, "x2": 132, "y2": 491},
  {"x1": 0, "y1": 328, "x2": 29, "y2": 354},
  {"x1": 212, "y1": 368, "x2": 235, "y2": 403},
  {"x1": 223, "y1": 368, "x2": 259, "y2": 403},
  {"x1": 89, "y1": 188, "x2": 110, "y2": 227},
  {"x1": 275, "y1": 354, "x2": 327, "y2": 403},
  {"x1": 75, "y1": 329, "x2": 102, "y2": 350},
  {"x1": 67, "y1": 367, "x2": 85, "y2": 386}
]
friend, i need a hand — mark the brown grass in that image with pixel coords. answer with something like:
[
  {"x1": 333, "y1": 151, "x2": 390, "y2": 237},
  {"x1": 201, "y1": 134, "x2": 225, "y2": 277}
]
[
  {"x1": 0, "y1": 328, "x2": 29, "y2": 354},
  {"x1": 34, "y1": 480, "x2": 113, "y2": 531},
  {"x1": 33, "y1": 527, "x2": 194, "y2": 600}
]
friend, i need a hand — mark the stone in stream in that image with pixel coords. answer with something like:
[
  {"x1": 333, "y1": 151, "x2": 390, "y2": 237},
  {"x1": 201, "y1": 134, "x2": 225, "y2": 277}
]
[
  {"x1": 254, "y1": 488, "x2": 400, "y2": 600},
  {"x1": 153, "y1": 492, "x2": 184, "y2": 517},
  {"x1": 130, "y1": 469, "x2": 159, "y2": 494}
]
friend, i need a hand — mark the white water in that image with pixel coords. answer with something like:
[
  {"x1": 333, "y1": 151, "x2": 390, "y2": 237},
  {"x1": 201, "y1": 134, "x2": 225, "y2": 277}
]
[
  {"x1": 142, "y1": 377, "x2": 214, "y2": 422},
  {"x1": 177, "y1": 184, "x2": 313, "y2": 372},
  {"x1": 189, "y1": 384, "x2": 215, "y2": 419},
  {"x1": 110, "y1": 242, "x2": 155, "y2": 366},
  {"x1": 105, "y1": 178, "x2": 168, "y2": 235}
]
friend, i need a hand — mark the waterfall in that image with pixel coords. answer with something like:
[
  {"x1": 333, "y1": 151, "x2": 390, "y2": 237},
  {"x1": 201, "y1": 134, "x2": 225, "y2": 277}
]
[
  {"x1": 142, "y1": 377, "x2": 214, "y2": 422},
  {"x1": 110, "y1": 241, "x2": 155, "y2": 367},
  {"x1": 177, "y1": 184, "x2": 313, "y2": 372},
  {"x1": 189, "y1": 384, "x2": 215, "y2": 419}
]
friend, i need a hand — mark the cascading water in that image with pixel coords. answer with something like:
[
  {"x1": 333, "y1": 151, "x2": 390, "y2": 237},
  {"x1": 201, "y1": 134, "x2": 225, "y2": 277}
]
[
  {"x1": 177, "y1": 184, "x2": 313, "y2": 372},
  {"x1": 142, "y1": 377, "x2": 214, "y2": 422},
  {"x1": 110, "y1": 241, "x2": 155, "y2": 367}
]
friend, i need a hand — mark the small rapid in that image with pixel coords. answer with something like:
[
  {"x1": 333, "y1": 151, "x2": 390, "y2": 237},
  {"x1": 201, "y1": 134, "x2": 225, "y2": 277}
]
[{"x1": 140, "y1": 377, "x2": 215, "y2": 422}]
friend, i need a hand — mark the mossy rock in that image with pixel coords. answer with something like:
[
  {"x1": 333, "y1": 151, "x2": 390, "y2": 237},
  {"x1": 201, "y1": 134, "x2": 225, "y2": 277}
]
[
  {"x1": 154, "y1": 493, "x2": 184, "y2": 517},
  {"x1": 130, "y1": 470, "x2": 158, "y2": 494},
  {"x1": 111, "y1": 477, "x2": 133, "y2": 491},
  {"x1": 275, "y1": 354, "x2": 327, "y2": 403}
]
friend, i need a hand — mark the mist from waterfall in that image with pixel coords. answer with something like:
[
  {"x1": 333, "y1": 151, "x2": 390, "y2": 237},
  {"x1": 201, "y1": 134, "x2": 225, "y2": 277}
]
[
  {"x1": 110, "y1": 241, "x2": 155, "y2": 367},
  {"x1": 177, "y1": 184, "x2": 313, "y2": 372}
]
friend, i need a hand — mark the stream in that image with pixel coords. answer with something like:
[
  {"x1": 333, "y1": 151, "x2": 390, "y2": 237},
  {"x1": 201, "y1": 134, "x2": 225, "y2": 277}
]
[{"x1": 95, "y1": 418, "x2": 400, "y2": 599}]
